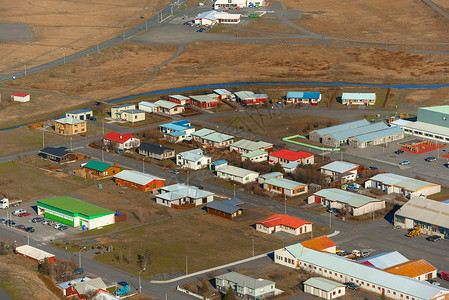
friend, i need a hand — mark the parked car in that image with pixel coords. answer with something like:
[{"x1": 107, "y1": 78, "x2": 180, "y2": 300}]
[
  {"x1": 54, "y1": 223, "x2": 62, "y2": 230},
  {"x1": 5, "y1": 220, "x2": 16, "y2": 226},
  {"x1": 345, "y1": 282, "x2": 360, "y2": 290},
  {"x1": 32, "y1": 217, "x2": 44, "y2": 223},
  {"x1": 441, "y1": 271, "x2": 449, "y2": 281},
  {"x1": 426, "y1": 235, "x2": 442, "y2": 242},
  {"x1": 336, "y1": 250, "x2": 346, "y2": 256},
  {"x1": 425, "y1": 156, "x2": 436, "y2": 162},
  {"x1": 18, "y1": 212, "x2": 31, "y2": 217},
  {"x1": 42, "y1": 219, "x2": 50, "y2": 225},
  {"x1": 12, "y1": 209, "x2": 26, "y2": 216},
  {"x1": 89, "y1": 116, "x2": 97, "y2": 121},
  {"x1": 25, "y1": 226, "x2": 35, "y2": 233},
  {"x1": 399, "y1": 160, "x2": 410, "y2": 165},
  {"x1": 346, "y1": 186, "x2": 358, "y2": 192},
  {"x1": 16, "y1": 224, "x2": 25, "y2": 230},
  {"x1": 0, "y1": 218, "x2": 5, "y2": 224},
  {"x1": 368, "y1": 166, "x2": 378, "y2": 170},
  {"x1": 59, "y1": 225, "x2": 69, "y2": 231},
  {"x1": 427, "y1": 279, "x2": 440, "y2": 286},
  {"x1": 197, "y1": 28, "x2": 204, "y2": 32},
  {"x1": 118, "y1": 281, "x2": 129, "y2": 287},
  {"x1": 361, "y1": 251, "x2": 371, "y2": 257},
  {"x1": 171, "y1": 169, "x2": 179, "y2": 175},
  {"x1": 394, "y1": 149, "x2": 404, "y2": 154},
  {"x1": 72, "y1": 268, "x2": 84, "y2": 275},
  {"x1": 115, "y1": 149, "x2": 124, "y2": 154}
]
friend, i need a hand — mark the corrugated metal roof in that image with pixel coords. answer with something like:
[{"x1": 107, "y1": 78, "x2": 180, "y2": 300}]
[
  {"x1": 321, "y1": 161, "x2": 359, "y2": 174},
  {"x1": 284, "y1": 244, "x2": 449, "y2": 300},
  {"x1": 37, "y1": 197, "x2": 114, "y2": 217},
  {"x1": 169, "y1": 95, "x2": 189, "y2": 100},
  {"x1": 154, "y1": 100, "x2": 182, "y2": 109},
  {"x1": 264, "y1": 177, "x2": 306, "y2": 190},
  {"x1": 342, "y1": 93, "x2": 376, "y2": 101},
  {"x1": 282, "y1": 161, "x2": 300, "y2": 169},
  {"x1": 217, "y1": 165, "x2": 259, "y2": 178},
  {"x1": 191, "y1": 128, "x2": 216, "y2": 138},
  {"x1": 139, "y1": 101, "x2": 159, "y2": 108},
  {"x1": 395, "y1": 197, "x2": 449, "y2": 229},
  {"x1": 259, "y1": 172, "x2": 283, "y2": 180},
  {"x1": 368, "y1": 173, "x2": 438, "y2": 192},
  {"x1": 66, "y1": 108, "x2": 92, "y2": 114},
  {"x1": 157, "y1": 184, "x2": 213, "y2": 201},
  {"x1": 301, "y1": 236, "x2": 336, "y2": 252},
  {"x1": 234, "y1": 91, "x2": 255, "y2": 99},
  {"x1": 419, "y1": 105, "x2": 449, "y2": 114},
  {"x1": 313, "y1": 188, "x2": 381, "y2": 208},
  {"x1": 358, "y1": 251, "x2": 409, "y2": 269},
  {"x1": 112, "y1": 104, "x2": 134, "y2": 109},
  {"x1": 202, "y1": 132, "x2": 234, "y2": 143},
  {"x1": 55, "y1": 117, "x2": 86, "y2": 125},
  {"x1": 384, "y1": 259, "x2": 437, "y2": 278},
  {"x1": 313, "y1": 119, "x2": 369, "y2": 136},
  {"x1": 211, "y1": 159, "x2": 228, "y2": 166},
  {"x1": 230, "y1": 139, "x2": 273, "y2": 151},
  {"x1": 159, "y1": 122, "x2": 193, "y2": 132},
  {"x1": 287, "y1": 91, "x2": 321, "y2": 99},
  {"x1": 256, "y1": 214, "x2": 312, "y2": 228},
  {"x1": 114, "y1": 170, "x2": 163, "y2": 185},
  {"x1": 178, "y1": 149, "x2": 207, "y2": 162},
  {"x1": 84, "y1": 160, "x2": 114, "y2": 172},
  {"x1": 216, "y1": 272, "x2": 274, "y2": 289},
  {"x1": 214, "y1": 89, "x2": 231, "y2": 95},
  {"x1": 390, "y1": 119, "x2": 412, "y2": 127},
  {"x1": 121, "y1": 109, "x2": 144, "y2": 114},
  {"x1": 15, "y1": 245, "x2": 54, "y2": 261},
  {"x1": 206, "y1": 199, "x2": 244, "y2": 214},
  {"x1": 353, "y1": 126, "x2": 403, "y2": 142},
  {"x1": 303, "y1": 277, "x2": 344, "y2": 291},
  {"x1": 189, "y1": 95, "x2": 217, "y2": 103},
  {"x1": 242, "y1": 149, "x2": 267, "y2": 158},
  {"x1": 330, "y1": 122, "x2": 388, "y2": 141},
  {"x1": 402, "y1": 121, "x2": 449, "y2": 136}
]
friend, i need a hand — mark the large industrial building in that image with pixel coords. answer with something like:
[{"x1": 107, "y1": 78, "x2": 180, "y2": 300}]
[{"x1": 402, "y1": 105, "x2": 449, "y2": 142}]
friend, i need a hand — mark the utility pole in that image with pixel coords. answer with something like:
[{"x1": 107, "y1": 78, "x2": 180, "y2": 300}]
[
  {"x1": 102, "y1": 148, "x2": 104, "y2": 162},
  {"x1": 252, "y1": 239, "x2": 254, "y2": 257},
  {"x1": 142, "y1": 157, "x2": 145, "y2": 173},
  {"x1": 102, "y1": 121, "x2": 104, "y2": 135},
  {"x1": 186, "y1": 256, "x2": 188, "y2": 275},
  {"x1": 284, "y1": 195, "x2": 287, "y2": 215}
]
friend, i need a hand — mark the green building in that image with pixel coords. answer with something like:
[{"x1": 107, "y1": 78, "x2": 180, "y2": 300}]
[{"x1": 403, "y1": 105, "x2": 449, "y2": 142}]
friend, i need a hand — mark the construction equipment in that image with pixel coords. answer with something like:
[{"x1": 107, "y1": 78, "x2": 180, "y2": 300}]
[{"x1": 406, "y1": 226, "x2": 421, "y2": 237}]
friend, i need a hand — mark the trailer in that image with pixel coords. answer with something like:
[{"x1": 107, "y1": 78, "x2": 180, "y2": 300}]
[{"x1": 0, "y1": 198, "x2": 22, "y2": 209}]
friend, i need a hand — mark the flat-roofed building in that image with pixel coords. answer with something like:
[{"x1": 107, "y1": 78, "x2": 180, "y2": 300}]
[
  {"x1": 349, "y1": 126, "x2": 405, "y2": 148},
  {"x1": 215, "y1": 272, "x2": 277, "y2": 300},
  {"x1": 242, "y1": 149, "x2": 268, "y2": 162},
  {"x1": 230, "y1": 139, "x2": 273, "y2": 154},
  {"x1": 215, "y1": 165, "x2": 259, "y2": 184},
  {"x1": 263, "y1": 177, "x2": 308, "y2": 197},
  {"x1": 286, "y1": 91, "x2": 322, "y2": 105}
]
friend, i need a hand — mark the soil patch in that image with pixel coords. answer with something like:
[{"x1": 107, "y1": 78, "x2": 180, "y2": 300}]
[{"x1": 0, "y1": 23, "x2": 33, "y2": 41}]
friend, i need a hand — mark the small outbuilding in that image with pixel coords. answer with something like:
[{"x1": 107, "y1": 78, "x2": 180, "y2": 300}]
[
  {"x1": 11, "y1": 92, "x2": 30, "y2": 102},
  {"x1": 303, "y1": 277, "x2": 346, "y2": 300},
  {"x1": 82, "y1": 160, "x2": 120, "y2": 179},
  {"x1": 65, "y1": 108, "x2": 93, "y2": 120},
  {"x1": 138, "y1": 101, "x2": 160, "y2": 113}
]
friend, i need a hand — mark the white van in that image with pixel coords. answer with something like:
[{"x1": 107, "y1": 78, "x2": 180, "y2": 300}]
[{"x1": 12, "y1": 209, "x2": 26, "y2": 216}]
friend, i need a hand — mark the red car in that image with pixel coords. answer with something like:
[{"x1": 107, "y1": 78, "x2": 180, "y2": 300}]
[
  {"x1": 442, "y1": 271, "x2": 449, "y2": 281},
  {"x1": 18, "y1": 212, "x2": 31, "y2": 217}
]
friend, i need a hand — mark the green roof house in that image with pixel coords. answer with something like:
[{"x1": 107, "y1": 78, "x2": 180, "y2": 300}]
[{"x1": 82, "y1": 160, "x2": 120, "y2": 178}]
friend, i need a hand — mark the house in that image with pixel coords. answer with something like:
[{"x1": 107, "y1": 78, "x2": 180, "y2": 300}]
[
  {"x1": 215, "y1": 272, "x2": 277, "y2": 300},
  {"x1": 394, "y1": 197, "x2": 449, "y2": 238},
  {"x1": 138, "y1": 142, "x2": 175, "y2": 160},
  {"x1": 138, "y1": 101, "x2": 159, "y2": 113},
  {"x1": 55, "y1": 117, "x2": 87, "y2": 135},
  {"x1": 365, "y1": 173, "x2": 441, "y2": 198},
  {"x1": 116, "y1": 109, "x2": 145, "y2": 123},
  {"x1": 242, "y1": 150, "x2": 268, "y2": 162},
  {"x1": 308, "y1": 188, "x2": 386, "y2": 216},
  {"x1": 92, "y1": 291, "x2": 120, "y2": 300},
  {"x1": 159, "y1": 120, "x2": 195, "y2": 142},
  {"x1": 176, "y1": 149, "x2": 211, "y2": 170},
  {"x1": 215, "y1": 165, "x2": 259, "y2": 184},
  {"x1": 258, "y1": 172, "x2": 283, "y2": 184},
  {"x1": 214, "y1": 89, "x2": 232, "y2": 100},
  {"x1": 213, "y1": 0, "x2": 266, "y2": 9},
  {"x1": 234, "y1": 91, "x2": 268, "y2": 105},
  {"x1": 36, "y1": 197, "x2": 115, "y2": 229},
  {"x1": 301, "y1": 236, "x2": 336, "y2": 254},
  {"x1": 303, "y1": 277, "x2": 346, "y2": 300},
  {"x1": 274, "y1": 243, "x2": 449, "y2": 300},
  {"x1": 38, "y1": 147, "x2": 84, "y2": 163},
  {"x1": 282, "y1": 161, "x2": 300, "y2": 173},
  {"x1": 209, "y1": 159, "x2": 228, "y2": 171},
  {"x1": 82, "y1": 160, "x2": 120, "y2": 179},
  {"x1": 11, "y1": 92, "x2": 30, "y2": 102},
  {"x1": 66, "y1": 108, "x2": 93, "y2": 120},
  {"x1": 320, "y1": 161, "x2": 359, "y2": 183},
  {"x1": 263, "y1": 178, "x2": 308, "y2": 197},
  {"x1": 341, "y1": 92, "x2": 376, "y2": 106},
  {"x1": 155, "y1": 184, "x2": 214, "y2": 209},
  {"x1": 286, "y1": 92, "x2": 322, "y2": 105},
  {"x1": 102, "y1": 132, "x2": 140, "y2": 150},
  {"x1": 191, "y1": 129, "x2": 234, "y2": 148},
  {"x1": 269, "y1": 149, "x2": 314, "y2": 165},
  {"x1": 154, "y1": 100, "x2": 185, "y2": 115},
  {"x1": 230, "y1": 139, "x2": 273, "y2": 154},
  {"x1": 71, "y1": 277, "x2": 108, "y2": 299},
  {"x1": 110, "y1": 104, "x2": 135, "y2": 119},
  {"x1": 114, "y1": 170, "x2": 164, "y2": 192},
  {"x1": 256, "y1": 214, "x2": 312, "y2": 236},
  {"x1": 168, "y1": 95, "x2": 190, "y2": 105},
  {"x1": 15, "y1": 245, "x2": 55, "y2": 264},
  {"x1": 56, "y1": 277, "x2": 91, "y2": 297},
  {"x1": 358, "y1": 251, "x2": 409, "y2": 269},
  {"x1": 205, "y1": 198, "x2": 246, "y2": 220},
  {"x1": 384, "y1": 259, "x2": 437, "y2": 281},
  {"x1": 189, "y1": 94, "x2": 220, "y2": 109},
  {"x1": 191, "y1": 128, "x2": 216, "y2": 142},
  {"x1": 194, "y1": 11, "x2": 241, "y2": 26}
]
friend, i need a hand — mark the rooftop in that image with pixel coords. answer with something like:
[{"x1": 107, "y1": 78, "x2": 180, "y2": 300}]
[
  {"x1": 103, "y1": 132, "x2": 134, "y2": 143},
  {"x1": 259, "y1": 172, "x2": 283, "y2": 180},
  {"x1": 138, "y1": 142, "x2": 174, "y2": 155},
  {"x1": 112, "y1": 104, "x2": 135, "y2": 109},
  {"x1": 234, "y1": 91, "x2": 255, "y2": 99},
  {"x1": 369, "y1": 173, "x2": 439, "y2": 192},
  {"x1": 158, "y1": 184, "x2": 214, "y2": 201},
  {"x1": 313, "y1": 188, "x2": 382, "y2": 208},
  {"x1": 114, "y1": 170, "x2": 164, "y2": 186},
  {"x1": 66, "y1": 108, "x2": 93, "y2": 115},
  {"x1": 282, "y1": 161, "x2": 300, "y2": 170},
  {"x1": 301, "y1": 236, "x2": 336, "y2": 252},
  {"x1": 139, "y1": 101, "x2": 159, "y2": 108},
  {"x1": 191, "y1": 128, "x2": 216, "y2": 138},
  {"x1": 256, "y1": 214, "x2": 312, "y2": 229},
  {"x1": 216, "y1": 165, "x2": 259, "y2": 178},
  {"x1": 384, "y1": 259, "x2": 437, "y2": 278},
  {"x1": 264, "y1": 177, "x2": 307, "y2": 190},
  {"x1": 11, "y1": 92, "x2": 30, "y2": 97},
  {"x1": 395, "y1": 197, "x2": 449, "y2": 229},
  {"x1": 15, "y1": 244, "x2": 54, "y2": 261},
  {"x1": 242, "y1": 149, "x2": 268, "y2": 158},
  {"x1": 341, "y1": 92, "x2": 376, "y2": 100},
  {"x1": 358, "y1": 251, "x2": 409, "y2": 269},
  {"x1": 83, "y1": 160, "x2": 115, "y2": 172},
  {"x1": 418, "y1": 105, "x2": 449, "y2": 114},
  {"x1": 178, "y1": 149, "x2": 208, "y2": 162},
  {"x1": 303, "y1": 277, "x2": 344, "y2": 292},
  {"x1": 121, "y1": 109, "x2": 144, "y2": 114},
  {"x1": 230, "y1": 139, "x2": 273, "y2": 151},
  {"x1": 270, "y1": 149, "x2": 313, "y2": 161},
  {"x1": 190, "y1": 94, "x2": 218, "y2": 103},
  {"x1": 169, "y1": 94, "x2": 189, "y2": 100},
  {"x1": 214, "y1": 89, "x2": 231, "y2": 95},
  {"x1": 330, "y1": 122, "x2": 389, "y2": 141},
  {"x1": 36, "y1": 197, "x2": 114, "y2": 218},
  {"x1": 155, "y1": 100, "x2": 183, "y2": 109},
  {"x1": 321, "y1": 161, "x2": 359, "y2": 174},
  {"x1": 202, "y1": 132, "x2": 234, "y2": 143},
  {"x1": 206, "y1": 198, "x2": 244, "y2": 214},
  {"x1": 402, "y1": 121, "x2": 449, "y2": 137},
  {"x1": 216, "y1": 272, "x2": 274, "y2": 289},
  {"x1": 39, "y1": 146, "x2": 72, "y2": 158},
  {"x1": 55, "y1": 117, "x2": 86, "y2": 125},
  {"x1": 313, "y1": 119, "x2": 369, "y2": 137},
  {"x1": 286, "y1": 91, "x2": 321, "y2": 99},
  {"x1": 353, "y1": 126, "x2": 403, "y2": 142}
]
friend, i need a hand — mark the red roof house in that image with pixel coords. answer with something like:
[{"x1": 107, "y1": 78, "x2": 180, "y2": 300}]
[
  {"x1": 301, "y1": 235, "x2": 336, "y2": 253},
  {"x1": 269, "y1": 149, "x2": 314, "y2": 165},
  {"x1": 11, "y1": 92, "x2": 30, "y2": 102},
  {"x1": 255, "y1": 214, "x2": 313, "y2": 236},
  {"x1": 102, "y1": 132, "x2": 141, "y2": 150}
]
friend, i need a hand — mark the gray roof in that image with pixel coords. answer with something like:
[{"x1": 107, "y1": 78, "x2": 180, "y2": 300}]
[
  {"x1": 191, "y1": 128, "x2": 216, "y2": 138},
  {"x1": 55, "y1": 117, "x2": 86, "y2": 125},
  {"x1": 114, "y1": 170, "x2": 163, "y2": 185},
  {"x1": 368, "y1": 173, "x2": 439, "y2": 192},
  {"x1": 216, "y1": 272, "x2": 274, "y2": 289},
  {"x1": 282, "y1": 161, "x2": 300, "y2": 169},
  {"x1": 303, "y1": 277, "x2": 345, "y2": 291},
  {"x1": 264, "y1": 178, "x2": 307, "y2": 190},
  {"x1": 189, "y1": 94, "x2": 217, "y2": 103},
  {"x1": 39, "y1": 146, "x2": 72, "y2": 158},
  {"x1": 139, "y1": 101, "x2": 159, "y2": 108},
  {"x1": 158, "y1": 184, "x2": 214, "y2": 201},
  {"x1": 234, "y1": 91, "x2": 254, "y2": 99},
  {"x1": 112, "y1": 104, "x2": 135, "y2": 109},
  {"x1": 313, "y1": 188, "x2": 382, "y2": 208},
  {"x1": 155, "y1": 100, "x2": 182, "y2": 109},
  {"x1": 121, "y1": 109, "x2": 144, "y2": 114},
  {"x1": 138, "y1": 142, "x2": 174, "y2": 155},
  {"x1": 403, "y1": 121, "x2": 449, "y2": 137},
  {"x1": 214, "y1": 89, "x2": 231, "y2": 95},
  {"x1": 329, "y1": 122, "x2": 389, "y2": 141},
  {"x1": 230, "y1": 139, "x2": 273, "y2": 151},
  {"x1": 66, "y1": 108, "x2": 92, "y2": 115},
  {"x1": 217, "y1": 165, "x2": 259, "y2": 178},
  {"x1": 178, "y1": 149, "x2": 209, "y2": 162},
  {"x1": 321, "y1": 161, "x2": 359, "y2": 174},
  {"x1": 206, "y1": 199, "x2": 244, "y2": 214},
  {"x1": 169, "y1": 95, "x2": 189, "y2": 100},
  {"x1": 259, "y1": 172, "x2": 283, "y2": 180},
  {"x1": 342, "y1": 93, "x2": 376, "y2": 101},
  {"x1": 358, "y1": 251, "x2": 409, "y2": 269},
  {"x1": 313, "y1": 119, "x2": 369, "y2": 137},
  {"x1": 395, "y1": 197, "x2": 449, "y2": 229},
  {"x1": 242, "y1": 150, "x2": 268, "y2": 158},
  {"x1": 284, "y1": 244, "x2": 448, "y2": 300},
  {"x1": 353, "y1": 125, "x2": 403, "y2": 142},
  {"x1": 202, "y1": 132, "x2": 234, "y2": 143},
  {"x1": 73, "y1": 277, "x2": 107, "y2": 295}
]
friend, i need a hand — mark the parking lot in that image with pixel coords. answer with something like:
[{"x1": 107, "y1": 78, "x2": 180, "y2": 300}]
[{"x1": 0, "y1": 202, "x2": 79, "y2": 242}]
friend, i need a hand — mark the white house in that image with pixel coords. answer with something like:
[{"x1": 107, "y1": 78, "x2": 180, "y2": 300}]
[
  {"x1": 303, "y1": 277, "x2": 345, "y2": 300},
  {"x1": 65, "y1": 108, "x2": 93, "y2": 120},
  {"x1": 320, "y1": 161, "x2": 359, "y2": 183},
  {"x1": 215, "y1": 165, "x2": 259, "y2": 184},
  {"x1": 176, "y1": 149, "x2": 211, "y2": 170},
  {"x1": 11, "y1": 92, "x2": 30, "y2": 102},
  {"x1": 138, "y1": 101, "x2": 160, "y2": 113},
  {"x1": 159, "y1": 120, "x2": 195, "y2": 143},
  {"x1": 102, "y1": 132, "x2": 140, "y2": 150},
  {"x1": 111, "y1": 104, "x2": 136, "y2": 119},
  {"x1": 256, "y1": 214, "x2": 313, "y2": 236},
  {"x1": 155, "y1": 184, "x2": 214, "y2": 208},
  {"x1": 195, "y1": 10, "x2": 241, "y2": 25},
  {"x1": 341, "y1": 93, "x2": 376, "y2": 106},
  {"x1": 213, "y1": 0, "x2": 266, "y2": 9},
  {"x1": 241, "y1": 150, "x2": 268, "y2": 162},
  {"x1": 154, "y1": 100, "x2": 184, "y2": 115}
]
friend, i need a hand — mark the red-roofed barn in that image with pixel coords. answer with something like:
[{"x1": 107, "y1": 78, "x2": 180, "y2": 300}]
[
  {"x1": 102, "y1": 132, "x2": 141, "y2": 150},
  {"x1": 269, "y1": 149, "x2": 314, "y2": 165},
  {"x1": 255, "y1": 214, "x2": 312, "y2": 236}
]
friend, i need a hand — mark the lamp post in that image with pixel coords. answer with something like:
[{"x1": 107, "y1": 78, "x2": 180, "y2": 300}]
[
  {"x1": 139, "y1": 267, "x2": 146, "y2": 294},
  {"x1": 70, "y1": 137, "x2": 72, "y2": 150},
  {"x1": 142, "y1": 157, "x2": 145, "y2": 173},
  {"x1": 102, "y1": 147, "x2": 105, "y2": 162},
  {"x1": 78, "y1": 249, "x2": 83, "y2": 268},
  {"x1": 63, "y1": 52, "x2": 66, "y2": 64},
  {"x1": 186, "y1": 256, "x2": 188, "y2": 275},
  {"x1": 233, "y1": 183, "x2": 236, "y2": 198}
]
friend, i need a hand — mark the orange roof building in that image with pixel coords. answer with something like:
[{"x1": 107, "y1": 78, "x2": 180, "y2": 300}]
[
  {"x1": 384, "y1": 259, "x2": 437, "y2": 281},
  {"x1": 255, "y1": 214, "x2": 313, "y2": 236},
  {"x1": 301, "y1": 236, "x2": 337, "y2": 254}
]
